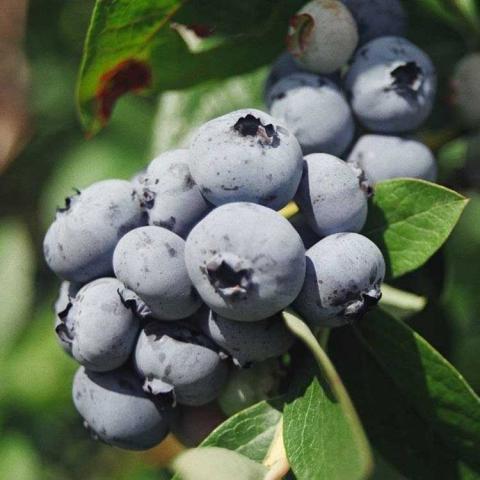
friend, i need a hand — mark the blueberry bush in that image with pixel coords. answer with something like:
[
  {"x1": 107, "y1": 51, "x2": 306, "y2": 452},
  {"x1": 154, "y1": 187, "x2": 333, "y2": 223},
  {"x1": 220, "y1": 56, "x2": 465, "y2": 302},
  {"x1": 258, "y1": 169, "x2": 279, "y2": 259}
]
[{"x1": 2, "y1": 1, "x2": 480, "y2": 479}]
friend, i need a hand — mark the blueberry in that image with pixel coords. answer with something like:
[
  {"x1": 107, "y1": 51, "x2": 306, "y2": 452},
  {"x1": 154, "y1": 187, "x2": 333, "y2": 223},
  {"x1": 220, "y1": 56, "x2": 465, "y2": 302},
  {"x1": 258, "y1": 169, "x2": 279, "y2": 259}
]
[
  {"x1": 294, "y1": 233, "x2": 386, "y2": 327},
  {"x1": 340, "y1": 0, "x2": 407, "y2": 45},
  {"x1": 218, "y1": 360, "x2": 281, "y2": 417},
  {"x1": 134, "y1": 322, "x2": 229, "y2": 406},
  {"x1": 348, "y1": 134, "x2": 437, "y2": 184},
  {"x1": 130, "y1": 169, "x2": 146, "y2": 192},
  {"x1": 56, "y1": 278, "x2": 139, "y2": 371},
  {"x1": 267, "y1": 73, "x2": 355, "y2": 156},
  {"x1": 200, "y1": 310, "x2": 294, "y2": 366},
  {"x1": 189, "y1": 109, "x2": 303, "y2": 209},
  {"x1": 345, "y1": 36, "x2": 437, "y2": 133},
  {"x1": 286, "y1": 0, "x2": 358, "y2": 74},
  {"x1": 452, "y1": 53, "x2": 480, "y2": 128},
  {"x1": 296, "y1": 154, "x2": 369, "y2": 237},
  {"x1": 139, "y1": 149, "x2": 210, "y2": 238},
  {"x1": 113, "y1": 226, "x2": 201, "y2": 320},
  {"x1": 171, "y1": 403, "x2": 226, "y2": 447},
  {"x1": 264, "y1": 52, "x2": 309, "y2": 101},
  {"x1": 185, "y1": 203, "x2": 306, "y2": 322},
  {"x1": 54, "y1": 281, "x2": 82, "y2": 355},
  {"x1": 43, "y1": 179, "x2": 145, "y2": 283},
  {"x1": 72, "y1": 366, "x2": 171, "y2": 450}
]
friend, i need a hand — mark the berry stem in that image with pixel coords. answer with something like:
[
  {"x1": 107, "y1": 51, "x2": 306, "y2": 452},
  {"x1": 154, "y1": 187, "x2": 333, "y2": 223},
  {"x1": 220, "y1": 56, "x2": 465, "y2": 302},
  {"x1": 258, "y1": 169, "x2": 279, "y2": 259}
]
[{"x1": 278, "y1": 201, "x2": 300, "y2": 220}]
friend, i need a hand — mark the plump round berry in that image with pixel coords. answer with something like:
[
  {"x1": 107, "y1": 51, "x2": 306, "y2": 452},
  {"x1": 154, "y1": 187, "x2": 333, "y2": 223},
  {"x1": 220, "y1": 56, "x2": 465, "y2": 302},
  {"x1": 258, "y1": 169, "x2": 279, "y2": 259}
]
[
  {"x1": 452, "y1": 53, "x2": 480, "y2": 128},
  {"x1": 54, "y1": 281, "x2": 82, "y2": 355},
  {"x1": 134, "y1": 322, "x2": 229, "y2": 406},
  {"x1": 73, "y1": 367, "x2": 170, "y2": 450},
  {"x1": 340, "y1": 0, "x2": 407, "y2": 45},
  {"x1": 185, "y1": 203, "x2": 306, "y2": 322},
  {"x1": 113, "y1": 226, "x2": 201, "y2": 321},
  {"x1": 218, "y1": 361, "x2": 281, "y2": 417},
  {"x1": 287, "y1": 0, "x2": 358, "y2": 74},
  {"x1": 189, "y1": 109, "x2": 303, "y2": 209},
  {"x1": 56, "y1": 278, "x2": 139, "y2": 372},
  {"x1": 138, "y1": 149, "x2": 210, "y2": 238},
  {"x1": 347, "y1": 134, "x2": 437, "y2": 184},
  {"x1": 200, "y1": 310, "x2": 294, "y2": 366},
  {"x1": 43, "y1": 179, "x2": 145, "y2": 283},
  {"x1": 294, "y1": 233, "x2": 386, "y2": 327},
  {"x1": 345, "y1": 36, "x2": 436, "y2": 133},
  {"x1": 171, "y1": 403, "x2": 226, "y2": 447},
  {"x1": 296, "y1": 154, "x2": 369, "y2": 237},
  {"x1": 267, "y1": 73, "x2": 355, "y2": 156}
]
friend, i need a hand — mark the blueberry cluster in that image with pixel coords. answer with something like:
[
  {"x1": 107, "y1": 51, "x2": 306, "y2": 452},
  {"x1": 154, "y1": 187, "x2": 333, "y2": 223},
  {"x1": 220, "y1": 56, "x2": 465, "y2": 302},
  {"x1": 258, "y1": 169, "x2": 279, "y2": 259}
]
[{"x1": 45, "y1": 0, "x2": 439, "y2": 451}]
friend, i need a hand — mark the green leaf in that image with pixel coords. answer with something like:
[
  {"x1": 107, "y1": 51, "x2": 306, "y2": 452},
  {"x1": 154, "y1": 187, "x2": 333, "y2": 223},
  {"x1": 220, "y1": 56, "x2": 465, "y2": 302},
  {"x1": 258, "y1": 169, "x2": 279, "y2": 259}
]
[
  {"x1": 355, "y1": 310, "x2": 480, "y2": 465},
  {"x1": 78, "y1": 0, "x2": 299, "y2": 134},
  {"x1": 330, "y1": 324, "x2": 480, "y2": 479},
  {"x1": 379, "y1": 284, "x2": 427, "y2": 320},
  {"x1": 453, "y1": 0, "x2": 480, "y2": 32},
  {"x1": 282, "y1": 311, "x2": 373, "y2": 480},
  {"x1": 151, "y1": 67, "x2": 266, "y2": 155},
  {"x1": 171, "y1": 401, "x2": 282, "y2": 480},
  {"x1": 418, "y1": 0, "x2": 466, "y2": 29},
  {"x1": 364, "y1": 179, "x2": 468, "y2": 278},
  {"x1": 172, "y1": 447, "x2": 268, "y2": 480},
  {"x1": 0, "y1": 219, "x2": 35, "y2": 355},
  {"x1": 201, "y1": 401, "x2": 283, "y2": 463}
]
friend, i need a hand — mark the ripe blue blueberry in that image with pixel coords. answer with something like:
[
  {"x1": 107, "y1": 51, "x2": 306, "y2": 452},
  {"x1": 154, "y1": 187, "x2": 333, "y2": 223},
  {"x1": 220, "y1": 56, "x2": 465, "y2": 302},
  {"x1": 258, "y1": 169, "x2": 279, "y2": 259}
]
[
  {"x1": 200, "y1": 310, "x2": 294, "y2": 366},
  {"x1": 267, "y1": 73, "x2": 355, "y2": 156},
  {"x1": 56, "y1": 278, "x2": 139, "y2": 372},
  {"x1": 43, "y1": 179, "x2": 145, "y2": 283},
  {"x1": 348, "y1": 134, "x2": 437, "y2": 184},
  {"x1": 340, "y1": 0, "x2": 407, "y2": 45},
  {"x1": 113, "y1": 226, "x2": 201, "y2": 320},
  {"x1": 54, "y1": 281, "x2": 81, "y2": 355},
  {"x1": 139, "y1": 149, "x2": 210, "y2": 238},
  {"x1": 185, "y1": 203, "x2": 306, "y2": 322},
  {"x1": 294, "y1": 233, "x2": 386, "y2": 327},
  {"x1": 296, "y1": 153, "x2": 369, "y2": 237},
  {"x1": 452, "y1": 53, "x2": 480, "y2": 128},
  {"x1": 287, "y1": 0, "x2": 358, "y2": 74},
  {"x1": 345, "y1": 36, "x2": 436, "y2": 133},
  {"x1": 134, "y1": 322, "x2": 229, "y2": 406},
  {"x1": 189, "y1": 109, "x2": 303, "y2": 209},
  {"x1": 73, "y1": 367, "x2": 171, "y2": 450}
]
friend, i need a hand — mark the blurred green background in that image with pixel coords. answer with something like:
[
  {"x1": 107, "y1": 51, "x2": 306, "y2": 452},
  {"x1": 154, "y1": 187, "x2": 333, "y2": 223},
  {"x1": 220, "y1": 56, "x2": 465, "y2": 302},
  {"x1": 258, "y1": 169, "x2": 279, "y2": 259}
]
[{"x1": 1, "y1": 1, "x2": 480, "y2": 478}]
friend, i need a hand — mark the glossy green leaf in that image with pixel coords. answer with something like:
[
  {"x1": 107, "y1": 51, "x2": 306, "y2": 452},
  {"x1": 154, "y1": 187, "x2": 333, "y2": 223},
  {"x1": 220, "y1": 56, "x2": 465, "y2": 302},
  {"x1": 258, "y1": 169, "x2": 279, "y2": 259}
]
[
  {"x1": 282, "y1": 311, "x2": 373, "y2": 480},
  {"x1": 364, "y1": 179, "x2": 468, "y2": 278},
  {"x1": 78, "y1": 0, "x2": 300, "y2": 134},
  {"x1": 330, "y1": 323, "x2": 480, "y2": 479},
  {"x1": 172, "y1": 447, "x2": 268, "y2": 480},
  {"x1": 355, "y1": 310, "x2": 480, "y2": 465}
]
